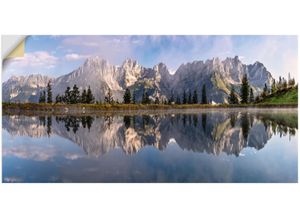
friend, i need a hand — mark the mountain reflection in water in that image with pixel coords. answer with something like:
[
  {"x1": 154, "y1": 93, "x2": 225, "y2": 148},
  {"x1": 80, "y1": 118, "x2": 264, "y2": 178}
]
[{"x1": 3, "y1": 111, "x2": 297, "y2": 157}]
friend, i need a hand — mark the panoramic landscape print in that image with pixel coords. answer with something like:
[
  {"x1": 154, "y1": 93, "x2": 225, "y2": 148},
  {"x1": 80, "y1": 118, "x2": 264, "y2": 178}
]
[{"x1": 2, "y1": 35, "x2": 298, "y2": 183}]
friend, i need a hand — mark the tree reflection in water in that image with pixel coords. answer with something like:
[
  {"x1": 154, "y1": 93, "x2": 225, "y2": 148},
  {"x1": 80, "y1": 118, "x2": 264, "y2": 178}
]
[
  {"x1": 6, "y1": 111, "x2": 297, "y2": 157},
  {"x1": 55, "y1": 116, "x2": 94, "y2": 134},
  {"x1": 241, "y1": 112, "x2": 250, "y2": 140},
  {"x1": 202, "y1": 113, "x2": 207, "y2": 132},
  {"x1": 47, "y1": 116, "x2": 52, "y2": 136}
]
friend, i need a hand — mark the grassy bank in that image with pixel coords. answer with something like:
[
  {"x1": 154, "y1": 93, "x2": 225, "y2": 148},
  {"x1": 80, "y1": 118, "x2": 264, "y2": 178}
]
[
  {"x1": 257, "y1": 86, "x2": 298, "y2": 104},
  {"x1": 2, "y1": 102, "x2": 298, "y2": 114}
]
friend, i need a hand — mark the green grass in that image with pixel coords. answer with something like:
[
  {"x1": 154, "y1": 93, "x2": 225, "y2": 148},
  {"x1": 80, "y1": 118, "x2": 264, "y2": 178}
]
[{"x1": 258, "y1": 86, "x2": 298, "y2": 104}]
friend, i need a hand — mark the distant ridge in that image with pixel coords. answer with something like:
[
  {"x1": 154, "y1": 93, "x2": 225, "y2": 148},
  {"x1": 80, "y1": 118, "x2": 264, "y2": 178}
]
[{"x1": 2, "y1": 56, "x2": 274, "y2": 103}]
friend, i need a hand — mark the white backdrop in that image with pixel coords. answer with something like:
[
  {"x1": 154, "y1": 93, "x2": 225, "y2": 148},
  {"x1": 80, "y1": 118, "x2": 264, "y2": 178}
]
[{"x1": 0, "y1": 0, "x2": 299, "y2": 220}]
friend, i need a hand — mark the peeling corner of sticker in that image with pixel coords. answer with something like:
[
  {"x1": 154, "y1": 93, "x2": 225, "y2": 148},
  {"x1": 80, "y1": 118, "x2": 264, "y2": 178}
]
[
  {"x1": 2, "y1": 35, "x2": 27, "y2": 60},
  {"x1": 6, "y1": 40, "x2": 25, "y2": 59}
]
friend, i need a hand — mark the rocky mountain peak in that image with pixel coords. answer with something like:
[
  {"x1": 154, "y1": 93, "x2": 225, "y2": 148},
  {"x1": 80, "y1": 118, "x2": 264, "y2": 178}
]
[
  {"x1": 3, "y1": 56, "x2": 276, "y2": 104},
  {"x1": 83, "y1": 56, "x2": 109, "y2": 68},
  {"x1": 122, "y1": 58, "x2": 139, "y2": 67},
  {"x1": 154, "y1": 62, "x2": 169, "y2": 73},
  {"x1": 212, "y1": 57, "x2": 221, "y2": 64},
  {"x1": 253, "y1": 61, "x2": 264, "y2": 68}
]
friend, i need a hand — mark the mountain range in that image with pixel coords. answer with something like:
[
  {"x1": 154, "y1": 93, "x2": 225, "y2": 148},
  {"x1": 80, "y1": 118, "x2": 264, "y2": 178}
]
[{"x1": 2, "y1": 56, "x2": 274, "y2": 103}]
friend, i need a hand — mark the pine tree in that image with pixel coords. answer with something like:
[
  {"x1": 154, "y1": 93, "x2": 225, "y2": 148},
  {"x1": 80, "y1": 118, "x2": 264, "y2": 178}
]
[
  {"x1": 132, "y1": 91, "x2": 136, "y2": 104},
  {"x1": 289, "y1": 78, "x2": 295, "y2": 87},
  {"x1": 271, "y1": 79, "x2": 276, "y2": 94},
  {"x1": 64, "y1": 87, "x2": 72, "y2": 104},
  {"x1": 182, "y1": 91, "x2": 187, "y2": 104},
  {"x1": 201, "y1": 84, "x2": 208, "y2": 104},
  {"x1": 39, "y1": 92, "x2": 43, "y2": 103},
  {"x1": 55, "y1": 94, "x2": 62, "y2": 103},
  {"x1": 264, "y1": 83, "x2": 268, "y2": 94},
  {"x1": 175, "y1": 95, "x2": 181, "y2": 104},
  {"x1": 39, "y1": 90, "x2": 46, "y2": 103},
  {"x1": 188, "y1": 91, "x2": 192, "y2": 104},
  {"x1": 261, "y1": 83, "x2": 268, "y2": 98},
  {"x1": 142, "y1": 90, "x2": 150, "y2": 104},
  {"x1": 154, "y1": 97, "x2": 160, "y2": 104},
  {"x1": 81, "y1": 89, "x2": 87, "y2": 103},
  {"x1": 192, "y1": 89, "x2": 198, "y2": 104},
  {"x1": 287, "y1": 72, "x2": 294, "y2": 87},
  {"x1": 228, "y1": 87, "x2": 238, "y2": 104},
  {"x1": 86, "y1": 86, "x2": 95, "y2": 104},
  {"x1": 71, "y1": 84, "x2": 80, "y2": 104},
  {"x1": 168, "y1": 93, "x2": 174, "y2": 104},
  {"x1": 123, "y1": 88, "x2": 131, "y2": 104},
  {"x1": 278, "y1": 76, "x2": 282, "y2": 90},
  {"x1": 249, "y1": 87, "x2": 254, "y2": 103},
  {"x1": 282, "y1": 78, "x2": 287, "y2": 89},
  {"x1": 288, "y1": 77, "x2": 293, "y2": 87},
  {"x1": 104, "y1": 88, "x2": 114, "y2": 104},
  {"x1": 43, "y1": 91, "x2": 46, "y2": 103},
  {"x1": 46, "y1": 81, "x2": 52, "y2": 103},
  {"x1": 240, "y1": 74, "x2": 249, "y2": 104}
]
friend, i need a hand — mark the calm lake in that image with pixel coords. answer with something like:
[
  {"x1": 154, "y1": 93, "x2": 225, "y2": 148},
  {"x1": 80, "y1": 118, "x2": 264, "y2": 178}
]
[{"x1": 2, "y1": 108, "x2": 298, "y2": 183}]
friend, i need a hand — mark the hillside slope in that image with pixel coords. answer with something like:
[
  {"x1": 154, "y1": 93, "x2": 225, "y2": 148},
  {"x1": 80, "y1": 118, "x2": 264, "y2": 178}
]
[{"x1": 258, "y1": 86, "x2": 298, "y2": 104}]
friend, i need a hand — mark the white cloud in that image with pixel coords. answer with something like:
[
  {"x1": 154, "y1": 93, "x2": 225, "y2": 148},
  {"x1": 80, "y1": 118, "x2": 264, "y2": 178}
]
[
  {"x1": 64, "y1": 53, "x2": 90, "y2": 61},
  {"x1": 3, "y1": 145, "x2": 57, "y2": 161},
  {"x1": 3, "y1": 144, "x2": 86, "y2": 162},
  {"x1": 6, "y1": 51, "x2": 58, "y2": 68},
  {"x1": 2, "y1": 51, "x2": 59, "y2": 81},
  {"x1": 61, "y1": 36, "x2": 135, "y2": 65},
  {"x1": 239, "y1": 36, "x2": 298, "y2": 80}
]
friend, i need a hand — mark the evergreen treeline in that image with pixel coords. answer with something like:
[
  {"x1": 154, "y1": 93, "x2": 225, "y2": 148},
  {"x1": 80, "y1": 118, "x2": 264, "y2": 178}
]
[
  {"x1": 39, "y1": 81, "x2": 53, "y2": 103},
  {"x1": 39, "y1": 83, "x2": 210, "y2": 105},
  {"x1": 39, "y1": 73, "x2": 295, "y2": 105},
  {"x1": 228, "y1": 73, "x2": 297, "y2": 104},
  {"x1": 55, "y1": 85, "x2": 95, "y2": 104},
  {"x1": 39, "y1": 83, "x2": 95, "y2": 104}
]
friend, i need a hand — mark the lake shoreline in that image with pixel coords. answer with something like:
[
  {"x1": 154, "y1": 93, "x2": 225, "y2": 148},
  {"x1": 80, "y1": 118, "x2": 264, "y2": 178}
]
[
  {"x1": 2, "y1": 106, "x2": 298, "y2": 183},
  {"x1": 2, "y1": 102, "x2": 298, "y2": 116}
]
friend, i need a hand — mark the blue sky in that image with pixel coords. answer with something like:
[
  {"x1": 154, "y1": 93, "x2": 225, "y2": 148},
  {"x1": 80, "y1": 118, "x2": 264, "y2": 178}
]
[{"x1": 2, "y1": 35, "x2": 298, "y2": 81}]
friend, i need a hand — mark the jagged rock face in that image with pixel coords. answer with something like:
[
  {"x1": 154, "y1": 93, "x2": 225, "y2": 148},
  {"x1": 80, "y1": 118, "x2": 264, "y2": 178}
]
[
  {"x1": 2, "y1": 56, "x2": 274, "y2": 103},
  {"x1": 2, "y1": 74, "x2": 53, "y2": 102},
  {"x1": 121, "y1": 59, "x2": 143, "y2": 87},
  {"x1": 247, "y1": 61, "x2": 273, "y2": 87},
  {"x1": 52, "y1": 57, "x2": 173, "y2": 102},
  {"x1": 53, "y1": 57, "x2": 124, "y2": 102},
  {"x1": 171, "y1": 56, "x2": 274, "y2": 103}
]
